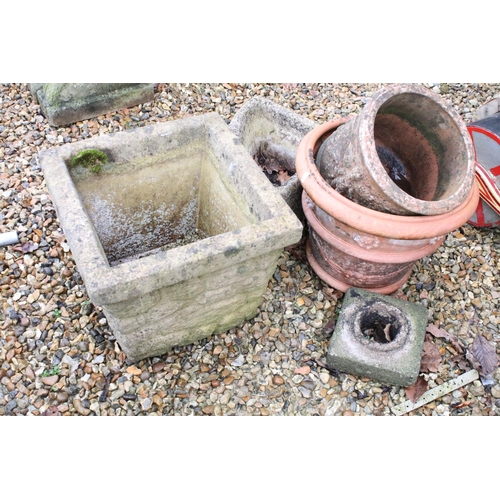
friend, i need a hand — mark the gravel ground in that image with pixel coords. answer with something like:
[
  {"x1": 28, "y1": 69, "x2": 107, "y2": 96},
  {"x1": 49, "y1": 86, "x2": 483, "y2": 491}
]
[{"x1": 1, "y1": 82, "x2": 500, "y2": 416}]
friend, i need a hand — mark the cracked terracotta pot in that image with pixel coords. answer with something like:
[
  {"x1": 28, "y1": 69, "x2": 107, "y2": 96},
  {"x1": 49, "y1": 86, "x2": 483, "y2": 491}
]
[
  {"x1": 296, "y1": 119, "x2": 480, "y2": 294},
  {"x1": 316, "y1": 84, "x2": 476, "y2": 216}
]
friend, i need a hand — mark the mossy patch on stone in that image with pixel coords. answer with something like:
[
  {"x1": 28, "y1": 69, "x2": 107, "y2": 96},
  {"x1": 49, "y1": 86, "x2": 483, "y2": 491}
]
[{"x1": 70, "y1": 149, "x2": 108, "y2": 173}]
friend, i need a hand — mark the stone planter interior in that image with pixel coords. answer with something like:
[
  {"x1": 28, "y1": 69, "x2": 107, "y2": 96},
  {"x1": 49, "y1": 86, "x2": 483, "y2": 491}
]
[
  {"x1": 69, "y1": 136, "x2": 254, "y2": 267},
  {"x1": 229, "y1": 97, "x2": 316, "y2": 219},
  {"x1": 39, "y1": 113, "x2": 303, "y2": 361}
]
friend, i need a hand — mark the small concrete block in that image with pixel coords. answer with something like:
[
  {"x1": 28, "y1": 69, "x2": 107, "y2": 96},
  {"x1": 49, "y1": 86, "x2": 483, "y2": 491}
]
[
  {"x1": 229, "y1": 97, "x2": 316, "y2": 220},
  {"x1": 326, "y1": 287, "x2": 427, "y2": 386},
  {"x1": 30, "y1": 83, "x2": 154, "y2": 126}
]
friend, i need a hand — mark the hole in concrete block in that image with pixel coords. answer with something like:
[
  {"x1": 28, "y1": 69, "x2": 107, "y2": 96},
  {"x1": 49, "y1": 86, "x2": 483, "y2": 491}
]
[
  {"x1": 360, "y1": 309, "x2": 402, "y2": 344},
  {"x1": 355, "y1": 300, "x2": 408, "y2": 348},
  {"x1": 67, "y1": 143, "x2": 255, "y2": 267}
]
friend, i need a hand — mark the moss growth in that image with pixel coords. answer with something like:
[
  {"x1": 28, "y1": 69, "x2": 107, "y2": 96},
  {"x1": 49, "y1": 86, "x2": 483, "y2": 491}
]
[
  {"x1": 42, "y1": 83, "x2": 66, "y2": 106},
  {"x1": 70, "y1": 149, "x2": 108, "y2": 173}
]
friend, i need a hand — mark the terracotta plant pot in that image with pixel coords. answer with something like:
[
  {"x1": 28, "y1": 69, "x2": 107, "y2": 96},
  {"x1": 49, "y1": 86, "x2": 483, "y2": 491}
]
[
  {"x1": 316, "y1": 84, "x2": 476, "y2": 216},
  {"x1": 296, "y1": 119, "x2": 480, "y2": 294}
]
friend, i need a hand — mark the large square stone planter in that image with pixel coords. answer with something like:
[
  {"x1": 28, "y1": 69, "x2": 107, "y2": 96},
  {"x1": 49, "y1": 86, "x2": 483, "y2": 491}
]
[
  {"x1": 229, "y1": 97, "x2": 316, "y2": 219},
  {"x1": 39, "y1": 113, "x2": 302, "y2": 361}
]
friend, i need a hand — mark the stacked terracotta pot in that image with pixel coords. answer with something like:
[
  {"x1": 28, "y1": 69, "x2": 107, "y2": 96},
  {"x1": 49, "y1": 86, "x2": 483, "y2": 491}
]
[{"x1": 296, "y1": 84, "x2": 480, "y2": 294}]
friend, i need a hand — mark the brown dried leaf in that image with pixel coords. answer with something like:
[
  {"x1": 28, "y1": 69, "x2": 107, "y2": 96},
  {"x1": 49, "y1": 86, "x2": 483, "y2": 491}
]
[
  {"x1": 420, "y1": 337, "x2": 441, "y2": 373},
  {"x1": 13, "y1": 241, "x2": 38, "y2": 253},
  {"x1": 277, "y1": 170, "x2": 291, "y2": 185},
  {"x1": 322, "y1": 316, "x2": 337, "y2": 335},
  {"x1": 470, "y1": 334, "x2": 499, "y2": 376},
  {"x1": 426, "y1": 324, "x2": 463, "y2": 353},
  {"x1": 405, "y1": 375, "x2": 428, "y2": 403},
  {"x1": 323, "y1": 287, "x2": 343, "y2": 303},
  {"x1": 41, "y1": 405, "x2": 60, "y2": 416},
  {"x1": 451, "y1": 354, "x2": 468, "y2": 371},
  {"x1": 390, "y1": 289, "x2": 408, "y2": 301},
  {"x1": 465, "y1": 349, "x2": 482, "y2": 373}
]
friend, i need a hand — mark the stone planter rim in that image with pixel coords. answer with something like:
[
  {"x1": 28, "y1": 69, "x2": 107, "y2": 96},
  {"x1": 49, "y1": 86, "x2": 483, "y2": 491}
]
[
  {"x1": 357, "y1": 83, "x2": 476, "y2": 215},
  {"x1": 40, "y1": 112, "x2": 303, "y2": 306},
  {"x1": 296, "y1": 119, "x2": 480, "y2": 241}
]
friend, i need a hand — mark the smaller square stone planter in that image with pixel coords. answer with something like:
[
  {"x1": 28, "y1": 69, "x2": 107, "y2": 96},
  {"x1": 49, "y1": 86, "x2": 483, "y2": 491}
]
[
  {"x1": 39, "y1": 113, "x2": 302, "y2": 361},
  {"x1": 326, "y1": 288, "x2": 427, "y2": 386},
  {"x1": 229, "y1": 97, "x2": 316, "y2": 219}
]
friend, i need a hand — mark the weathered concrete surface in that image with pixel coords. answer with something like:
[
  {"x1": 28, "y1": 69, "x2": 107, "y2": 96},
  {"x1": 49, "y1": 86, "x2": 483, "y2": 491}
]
[
  {"x1": 39, "y1": 112, "x2": 303, "y2": 361},
  {"x1": 30, "y1": 83, "x2": 154, "y2": 126},
  {"x1": 326, "y1": 287, "x2": 427, "y2": 386},
  {"x1": 229, "y1": 97, "x2": 316, "y2": 219}
]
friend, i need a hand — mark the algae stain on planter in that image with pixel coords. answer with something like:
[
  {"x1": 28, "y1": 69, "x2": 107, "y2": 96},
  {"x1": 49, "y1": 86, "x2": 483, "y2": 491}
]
[{"x1": 224, "y1": 245, "x2": 242, "y2": 257}]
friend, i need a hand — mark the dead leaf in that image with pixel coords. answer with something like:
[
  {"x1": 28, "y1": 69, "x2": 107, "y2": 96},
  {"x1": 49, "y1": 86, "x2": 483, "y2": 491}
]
[
  {"x1": 13, "y1": 241, "x2": 38, "y2": 253},
  {"x1": 41, "y1": 405, "x2": 60, "y2": 416},
  {"x1": 426, "y1": 324, "x2": 463, "y2": 353},
  {"x1": 420, "y1": 336, "x2": 442, "y2": 373},
  {"x1": 469, "y1": 333, "x2": 499, "y2": 376},
  {"x1": 451, "y1": 400, "x2": 473, "y2": 410},
  {"x1": 405, "y1": 375, "x2": 428, "y2": 403},
  {"x1": 322, "y1": 287, "x2": 343, "y2": 303},
  {"x1": 322, "y1": 316, "x2": 337, "y2": 335},
  {"x1": 277, "y1": 170, "x2": 291, "y2": 185},
  {"x1": 390, "y1": 289, "x2": 408, "y2": 300},
  {"x1": 384, "y1": 324, "x2": 393, "y2": 342},
  {"x1": 312, "y1": 358, "x2": 341, "y2": 376},
  {"x1": 451, "y1": 354, "x2": 468, "y2": 371}
]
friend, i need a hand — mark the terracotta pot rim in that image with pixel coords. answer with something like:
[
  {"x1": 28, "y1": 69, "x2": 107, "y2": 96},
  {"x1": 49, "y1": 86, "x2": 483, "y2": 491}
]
[
  {"x1": 296, "y1": 119, "x2": 480, "y2": 240},
  {"x1": 358, "y1": 84, "x2": 476, "y2": 214},
  {"x1": 305, "y1": 240, "x2": 412, "y2": 294},
  {"x1": 302, "y1": 192, "x2": 445, "y2": 264}
]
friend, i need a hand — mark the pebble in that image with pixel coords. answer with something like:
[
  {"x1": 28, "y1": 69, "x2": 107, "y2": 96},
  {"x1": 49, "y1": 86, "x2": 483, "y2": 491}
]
[
  {"x1": 73, "y1": 399, "x2": 91, "y2": 416},
  {"x1": 294, "y1": 366, "x2": 311, "y2": 375},
  {"x1": 41, "y1": 375, "x2": 59, "y2": 386},
  {"x1": 1, "y1": 83, "x2": 499, "y2": 417},
  {"x1": 141, "y1": 398, "x2": 152, "y2": 411},
  {"x1": 126, "y1": 365, "x2": 142, "y2": 376}
]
